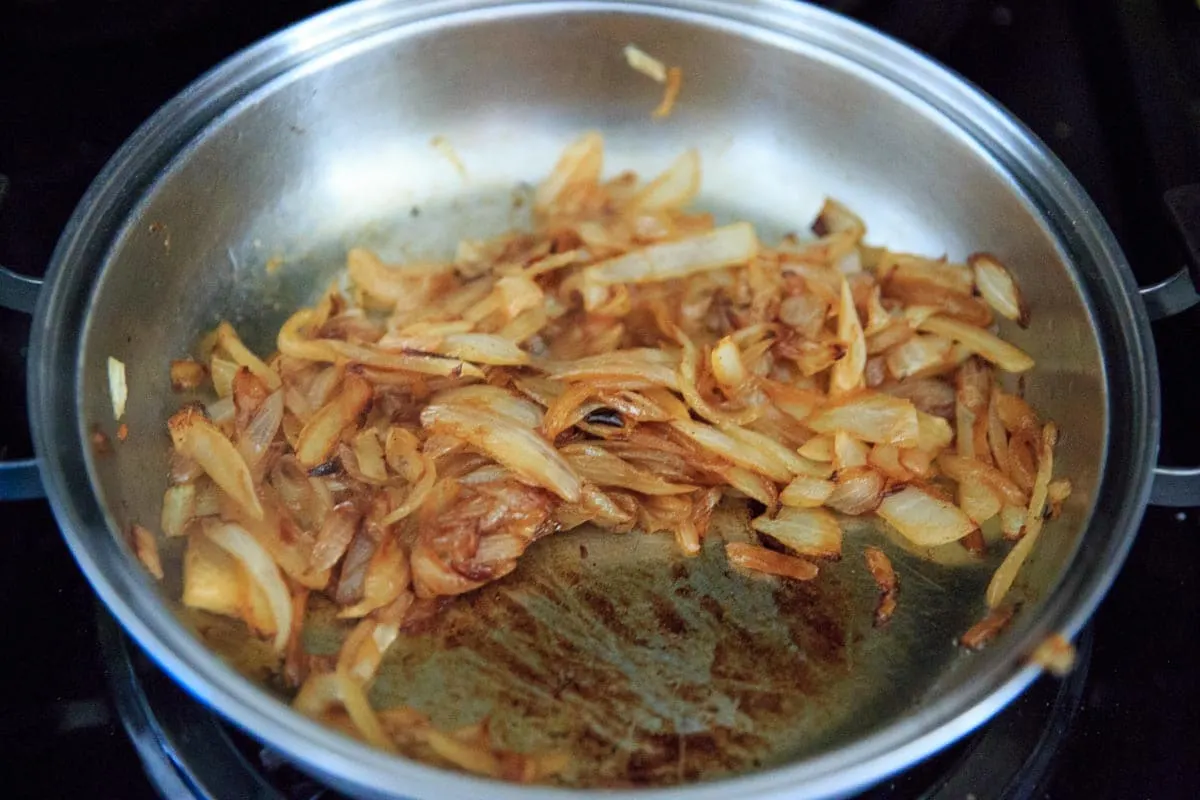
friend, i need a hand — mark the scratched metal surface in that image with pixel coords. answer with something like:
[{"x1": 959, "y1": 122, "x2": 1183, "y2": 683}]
[{"x1": 200, "y1": 502, "x2": 989, "y2": 788}]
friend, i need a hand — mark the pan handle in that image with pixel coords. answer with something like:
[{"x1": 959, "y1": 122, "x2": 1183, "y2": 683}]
[
  {"x1": 0, "y1": 265, "x2": 45, "y2": 500},
  {"x1": 1139, "y1": 185, "x2": 1200, "y2": 507}
]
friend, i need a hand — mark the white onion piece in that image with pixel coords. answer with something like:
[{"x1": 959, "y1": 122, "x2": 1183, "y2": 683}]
[
  {"x1": 671, "y1": 420, "x2": 792, "y2": 482},
  {"x1": 986, "y1": 423, "x2": 1057, "y2": 607},
  {"x1": 970, "y1": 253, "x2": 1029, "y2": 327},
  {"x1": 432, "y1": 385, "x2": 544, "y2": 428},
  {"x1": 780, "y1": 476, "x2": 835, "y2": 508},
  {"x1": 918, "y1": 316, "x2": 1034, "y2": 373},
  {"x1": 825, "y1": 468, "x2": 885, "y2": 516},
  {"x1": 752, "y1": 506, "x2": 842, "y2": 559},
  {"x1": 204, "y1": 521, "x2": 292, "y2": 652},
  {"x1": 237, "y1": 389, "x2": 283, "y2": 468},
  {"x1": 829, "y1": 278, "x2": 866, "y2": 396},
  {"x1": 107, "y1": 357, "x2": 128, "y2": 421},
  {"x1": 169, "y1": 408, "x2": 262, "y2": 519},
  {"x1": 623, "y1": 43, "x2": 667, "y2": 82},
  {"x1": 216, "y1": 322, "x2": 281, "y2": 390},
  {"x1": 583, "y1": 223, "x2": 758, "y2": 286},
  {"x1": 421, "y1": 404, "x2": 581, "y2": 501},
  {"x1": 877, "y1": 486, "x2": 976, "y2": 546},
  {"x1": 628, "y1": 148, "x2": 700, "y2": 211},
  {"x1": 160, "y1": 484, "x2": 196, "y2": 538},
  {"x1": 205, "y1": 397, "x2": 235, "y2": 425},
  {"x1": 535, "y1": 131, "x2": 603, "y2": 213}
]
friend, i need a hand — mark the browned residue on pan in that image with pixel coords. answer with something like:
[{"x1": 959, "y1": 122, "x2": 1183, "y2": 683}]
[{"x1": 365, "y1": 507, "x2": 857, "y2": 787}]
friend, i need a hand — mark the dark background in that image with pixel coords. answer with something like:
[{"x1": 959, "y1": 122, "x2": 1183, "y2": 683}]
[{"x1": 1, "y1": 0, "x2": 1197, "y2": 797}]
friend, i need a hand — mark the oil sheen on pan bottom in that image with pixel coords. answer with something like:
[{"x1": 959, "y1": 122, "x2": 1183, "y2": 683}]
[{"x1": 195, "y1": 502, "x2": 995, "y2": 788}]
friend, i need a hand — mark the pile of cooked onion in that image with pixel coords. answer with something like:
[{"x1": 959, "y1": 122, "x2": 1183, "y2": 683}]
[{"x1": 139, "y1": 133, "x2": 1069, "y2": 779}]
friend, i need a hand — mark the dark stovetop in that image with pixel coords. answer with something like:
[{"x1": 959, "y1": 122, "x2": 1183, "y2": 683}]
[{"x1": 1, "y1": 1, "x2": 1199, "y2": 798}]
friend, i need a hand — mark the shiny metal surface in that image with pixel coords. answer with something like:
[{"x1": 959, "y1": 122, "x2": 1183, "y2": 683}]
[
  {"x1": 25, "y1": 1, "x2": 1158, "y2": 798},
  {"x1": 0, "y1": 266, "x2": 42, "y2": 315},
  {"x1": 99, "y1": 598, "x2": 1097, "y2": 800},
  {"x1": 1147, "y1": 466, "x2": 1200, "y2": 508},
  {"x1": 0, "y1": 266, "x2": 44, "y2": 500},
  {"x1": 1137, "y1": 270, "x2": 1200, "y2": 506},
  {"x1": 1139, "y1": 267, "x2": 1200, "y2": 320}
]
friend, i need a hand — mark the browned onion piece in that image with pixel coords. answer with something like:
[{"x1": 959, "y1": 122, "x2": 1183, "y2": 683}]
[
  {"x1": 237, "y1": 389, "x2": 284, "y2": 470},
  {"x1": 868, "y1": 444, "x2": 913, "y2": 482},
  {"x1": 433, "y1": 385, "x2": 543, "y2": 428},
  {"x1": 829, "y1": 278, "x2": 866, "y2": 397},
  {"x1": 168, "y1": 406, "x2": 263, "y2": 520},
  {"x1": 881, "y1": 378, "x2": 956, "y2": 419},
  {"x1": 918, "y1": 316, "x2": 1033, "y2": 373},
  {"x1": 310, "y1": 502, "x2": 361, "y2": 573},
  {"x1": 545, "y1": 349, "x2": 681, "y2": 391},
  {"x1": 338, "y1": 534, "x2": 410, "y2": 619},
  {"x1": 216, "y1": 322, "x2": 281, "y2": 391},
  {"x1": 864, "y1": 546, "x2": 898, "y2": 626},
  {"x1": 535, "y1": 131, "x2": 603, "y2": 213},
  {"x1": 884, "y1": 274, "x2": 992, "y2": 328},
  {"x1": 421, "y1": 404, "x2": 581, "y2": 502},
  {"x1": 959, "y1": 604, "x2": 1017, "y2": 650},
  {"x1": 336, "y1": 530, "x2": 377, "y2": 606},
  {"x1": 937, "y1": 453, "x2": 1028, "y2": 507},
  {"x1": 825, "y1": 467, "x2": 886, "y2": 516},
  {"x1": 560, "y1": 443, "x2": 694, "y2": 495},
  {"x1": 780, "y1": 475, "x2": 835, "y2": 508},
  {"x1": 170, "y1": 359, "x2": 208, "y2": 392},
  {"x1": 182, "y1": 531, "x2": 242, "y2": 619},
  {"x1": 378, "y1": 332, "x2": 529, "y2": 366},
  {"x1": 296, "y1": 374, "x2": 373, "y2": 468},
  {"x1": 986, "y1": 422, "x2": 1057, "y2": 608},
  {"x1": 627, "y1": 148, "x2": 700, "y2": 212},
  {"x1": 129, "y1": 524, "x2": 164, "y2": 580},
  {"x1": 671, "y1": 419, "x2": 792, "y2": 482},
  {"x1": 204, "y1": 520, "x2": 293, "y2": 652},
  {"x1": 1029, "y1": 633, "x2": 1076, "y2": 676},
  {"x1": 885, "y1": 334, "x2": 953, "y2": 380},
  {"x1": 751, "y1": 506, "x2": 842, "y2": 559},
  {"x1": 725, "y1": 542, "x2": 819, "y2": 581}
]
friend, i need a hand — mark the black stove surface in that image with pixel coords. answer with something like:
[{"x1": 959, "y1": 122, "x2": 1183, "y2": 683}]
[{"x1": 2, "y1": 1, "x2": 1199, "y2": 798}]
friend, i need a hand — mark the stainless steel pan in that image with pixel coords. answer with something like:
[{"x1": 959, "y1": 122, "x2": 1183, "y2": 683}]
[{"x1": 2, "y1": 1, "x2": 1198, "y2": 797}]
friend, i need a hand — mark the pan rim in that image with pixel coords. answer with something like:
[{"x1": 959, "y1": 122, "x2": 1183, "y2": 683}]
[{"x1": 28, "y1": 1, "x2": 1156, "y2": 798}]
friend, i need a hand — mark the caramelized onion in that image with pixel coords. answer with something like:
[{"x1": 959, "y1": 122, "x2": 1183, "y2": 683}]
[{"x1": 149, "y1": 135, "x2": 1066, "y2": 773}]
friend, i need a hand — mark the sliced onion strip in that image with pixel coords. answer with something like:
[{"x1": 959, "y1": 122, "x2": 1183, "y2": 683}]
[{"x1": 204, "y1": 521, "x2": 293, "y2": 652}]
